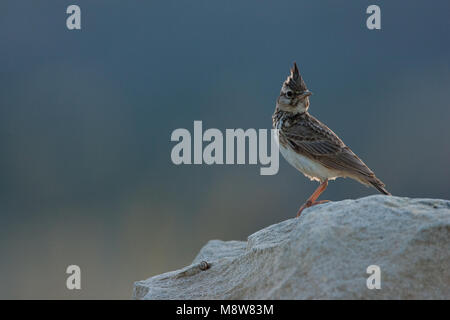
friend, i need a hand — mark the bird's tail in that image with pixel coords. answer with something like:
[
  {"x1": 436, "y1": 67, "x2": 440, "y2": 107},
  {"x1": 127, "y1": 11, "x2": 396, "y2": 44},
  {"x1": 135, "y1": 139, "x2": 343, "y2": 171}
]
[{"x1": 368, "y1": 177, "x2": 391, "y2": 195}]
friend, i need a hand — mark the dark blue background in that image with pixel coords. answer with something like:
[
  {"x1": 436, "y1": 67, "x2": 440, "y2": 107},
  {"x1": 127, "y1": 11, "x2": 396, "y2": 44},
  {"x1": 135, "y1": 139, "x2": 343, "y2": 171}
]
[{"x1": 0, "y1": 1, "x2": 449, "y2": 298}]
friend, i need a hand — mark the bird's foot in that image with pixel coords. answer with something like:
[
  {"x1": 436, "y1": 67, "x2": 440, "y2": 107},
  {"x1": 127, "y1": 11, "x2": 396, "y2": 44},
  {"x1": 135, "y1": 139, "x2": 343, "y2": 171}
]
[{"x1": 296, "y1": 200, "x2": 330, "y2": 217}]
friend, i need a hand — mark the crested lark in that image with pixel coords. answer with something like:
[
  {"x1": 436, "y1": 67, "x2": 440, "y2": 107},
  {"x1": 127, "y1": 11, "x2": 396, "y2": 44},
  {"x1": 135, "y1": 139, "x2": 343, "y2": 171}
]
[{"x1": 273, "y1": 63, "x2": 391, "y2": 217}]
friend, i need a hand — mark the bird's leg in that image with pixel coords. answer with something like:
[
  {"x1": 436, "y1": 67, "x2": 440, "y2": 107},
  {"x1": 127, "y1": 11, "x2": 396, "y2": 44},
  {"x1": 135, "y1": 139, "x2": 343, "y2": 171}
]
[{"x1": 296, "y1": 179, "x2": 329, "y2": 217}]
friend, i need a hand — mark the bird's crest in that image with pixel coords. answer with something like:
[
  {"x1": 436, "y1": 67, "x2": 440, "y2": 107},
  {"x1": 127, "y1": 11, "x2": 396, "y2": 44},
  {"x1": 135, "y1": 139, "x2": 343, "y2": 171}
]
[{"x1": 285, "y1": 62, "x2": 308, "y2": 93}]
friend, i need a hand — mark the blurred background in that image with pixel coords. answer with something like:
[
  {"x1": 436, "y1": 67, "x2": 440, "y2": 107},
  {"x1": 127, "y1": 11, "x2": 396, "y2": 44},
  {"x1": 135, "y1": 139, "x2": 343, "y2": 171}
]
[{"x1": 0, "y1": 0, "x2": 449, "y2": 298}]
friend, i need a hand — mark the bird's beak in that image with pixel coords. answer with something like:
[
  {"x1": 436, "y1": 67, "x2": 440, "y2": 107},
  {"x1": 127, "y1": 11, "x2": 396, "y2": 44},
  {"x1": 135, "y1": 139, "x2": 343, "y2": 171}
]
[{"x1": 300, "y1": 91, "x2": 312, "y2": 99}]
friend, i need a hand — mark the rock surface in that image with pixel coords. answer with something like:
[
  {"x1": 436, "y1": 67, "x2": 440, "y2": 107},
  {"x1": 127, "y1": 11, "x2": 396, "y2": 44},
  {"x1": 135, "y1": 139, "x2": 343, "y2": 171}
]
[{"x1": 133, "y1": 195, "x2": 450, "y2": 299}]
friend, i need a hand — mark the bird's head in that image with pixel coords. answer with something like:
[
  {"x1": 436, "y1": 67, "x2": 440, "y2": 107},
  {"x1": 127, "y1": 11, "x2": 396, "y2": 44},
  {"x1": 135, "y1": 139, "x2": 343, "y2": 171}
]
[{"x1": 277, "y1": 62, "x2": 312, "y2": 114}]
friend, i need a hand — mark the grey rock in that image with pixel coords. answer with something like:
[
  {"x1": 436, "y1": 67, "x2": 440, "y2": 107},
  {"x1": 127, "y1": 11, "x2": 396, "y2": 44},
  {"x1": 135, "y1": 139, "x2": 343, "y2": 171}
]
[{"x1": 133, "y1": 195, "x2": 450, "y2": 299}]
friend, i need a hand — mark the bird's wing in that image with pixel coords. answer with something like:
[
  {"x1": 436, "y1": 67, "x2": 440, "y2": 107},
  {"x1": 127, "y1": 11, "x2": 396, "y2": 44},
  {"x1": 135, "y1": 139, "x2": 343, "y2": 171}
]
[{"x1": 281, "y1": 115, "x2": 377, "y2": 179}]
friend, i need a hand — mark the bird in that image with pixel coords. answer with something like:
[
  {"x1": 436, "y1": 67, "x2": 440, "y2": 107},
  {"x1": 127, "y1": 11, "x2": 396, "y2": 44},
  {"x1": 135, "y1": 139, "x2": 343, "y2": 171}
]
[{"x1": 272, "y1": 62, "x2": 391, "y2": 217}]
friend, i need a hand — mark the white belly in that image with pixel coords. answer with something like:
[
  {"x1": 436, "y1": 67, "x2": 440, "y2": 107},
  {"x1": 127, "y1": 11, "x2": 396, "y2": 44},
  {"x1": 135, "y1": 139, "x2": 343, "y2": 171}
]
[{"x1": 279, "y1": 143, "x2": 340, "y2": 182}]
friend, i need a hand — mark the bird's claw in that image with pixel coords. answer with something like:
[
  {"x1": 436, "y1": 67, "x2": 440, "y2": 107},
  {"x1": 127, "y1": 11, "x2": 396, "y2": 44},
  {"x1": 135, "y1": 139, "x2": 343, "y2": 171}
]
[{"x1": 296, "y1": 200, "x2": 330, "y2": 217}]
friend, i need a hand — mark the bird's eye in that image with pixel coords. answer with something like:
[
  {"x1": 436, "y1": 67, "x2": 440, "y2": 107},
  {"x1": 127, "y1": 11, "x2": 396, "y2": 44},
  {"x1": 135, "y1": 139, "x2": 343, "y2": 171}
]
[{"x1": 286, "y1": 91, "x2": 293, "y2": 98}]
